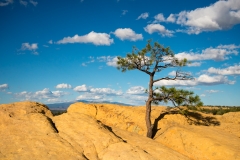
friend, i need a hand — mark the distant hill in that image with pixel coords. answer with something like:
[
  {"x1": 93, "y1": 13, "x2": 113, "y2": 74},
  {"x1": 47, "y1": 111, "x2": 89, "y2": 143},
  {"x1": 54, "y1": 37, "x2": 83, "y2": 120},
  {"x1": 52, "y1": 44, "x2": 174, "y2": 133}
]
[{"x1": 46, "y1": 100, "x2": 132, "y2": 110}]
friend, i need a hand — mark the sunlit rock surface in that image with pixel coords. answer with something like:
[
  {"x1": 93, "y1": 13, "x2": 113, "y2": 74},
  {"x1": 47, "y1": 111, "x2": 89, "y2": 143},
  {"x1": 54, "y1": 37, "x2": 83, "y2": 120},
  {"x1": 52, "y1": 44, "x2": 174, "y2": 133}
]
[{"x1": 0, "y1": 101, "x2": 239, "y2": 160}]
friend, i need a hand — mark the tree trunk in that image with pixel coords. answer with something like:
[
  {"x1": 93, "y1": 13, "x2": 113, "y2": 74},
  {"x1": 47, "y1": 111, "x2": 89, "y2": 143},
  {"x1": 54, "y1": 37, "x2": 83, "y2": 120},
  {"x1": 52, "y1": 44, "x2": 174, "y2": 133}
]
[
  {"x1": 146, "y1": 99, "x2": 153, "y2": 138},
  {"x1": 146, "y1": 74, "x2": 154, "y2": 138}
]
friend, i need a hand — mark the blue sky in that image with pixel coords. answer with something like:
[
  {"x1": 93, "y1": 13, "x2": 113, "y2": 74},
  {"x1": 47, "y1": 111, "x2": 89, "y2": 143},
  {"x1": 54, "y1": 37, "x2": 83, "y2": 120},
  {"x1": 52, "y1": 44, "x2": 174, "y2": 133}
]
[{"x1": 0, "y1": 0, "x2": 240, "y2": 106}]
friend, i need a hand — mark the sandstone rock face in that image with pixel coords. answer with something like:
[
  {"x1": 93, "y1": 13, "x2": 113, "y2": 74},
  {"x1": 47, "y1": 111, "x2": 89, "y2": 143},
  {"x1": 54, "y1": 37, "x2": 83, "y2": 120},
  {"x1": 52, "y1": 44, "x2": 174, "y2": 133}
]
[
  {"x1": 0, "y1": 101, "x2": 86, "y2": 160},
  {"x1": 0, "y1": 101, "x2": 189, "y2": 160},
  {"x1": 68, "y1": 102, "x2": 240, "y2": 160},
  {"x1": 1, "y1": 101, "x2": 240, "y2": 160}
]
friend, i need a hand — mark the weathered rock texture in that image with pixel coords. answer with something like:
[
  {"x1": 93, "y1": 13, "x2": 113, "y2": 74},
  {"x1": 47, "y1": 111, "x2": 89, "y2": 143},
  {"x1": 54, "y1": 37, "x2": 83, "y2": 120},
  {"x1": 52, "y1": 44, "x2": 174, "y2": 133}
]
[
  {"x1": 68, "y1": 102, "x2": 240, "y2": 160},
  {"x1": 0, "y1": 101, "x2": 239, "y2": 160}
]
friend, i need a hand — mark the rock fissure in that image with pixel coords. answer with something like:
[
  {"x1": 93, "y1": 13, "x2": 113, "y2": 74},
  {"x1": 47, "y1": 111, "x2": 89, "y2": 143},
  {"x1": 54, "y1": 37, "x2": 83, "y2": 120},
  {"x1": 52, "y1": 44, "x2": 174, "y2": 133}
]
[
  {"x1": 1, "y1": 101, "x2": 240, "y2": 160},
  {"x1": 97, "y1": 120, "x2": 127, "y2": 143}
]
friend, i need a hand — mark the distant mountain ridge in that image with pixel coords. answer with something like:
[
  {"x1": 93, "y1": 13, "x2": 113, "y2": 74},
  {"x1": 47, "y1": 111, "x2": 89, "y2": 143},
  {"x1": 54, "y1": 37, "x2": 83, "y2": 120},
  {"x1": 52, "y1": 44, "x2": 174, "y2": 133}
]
[{"x1": 47, "y1": 100, "x2": 132, "y2": 110}]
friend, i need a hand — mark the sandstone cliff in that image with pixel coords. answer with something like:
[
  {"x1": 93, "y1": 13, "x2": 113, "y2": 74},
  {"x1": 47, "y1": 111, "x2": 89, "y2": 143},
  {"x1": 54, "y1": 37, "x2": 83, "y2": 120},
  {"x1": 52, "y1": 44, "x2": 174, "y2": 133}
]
[{"x1": 0, "y1": 101, "x2": 239, "y2": 160}]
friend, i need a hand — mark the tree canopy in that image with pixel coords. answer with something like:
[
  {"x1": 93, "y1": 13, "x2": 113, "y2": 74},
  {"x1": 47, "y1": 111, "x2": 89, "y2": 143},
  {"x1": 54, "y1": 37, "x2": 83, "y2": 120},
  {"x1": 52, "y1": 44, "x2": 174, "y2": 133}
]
[{"x1": 117, "y1": 40, "x2": 203, "y2": 138}]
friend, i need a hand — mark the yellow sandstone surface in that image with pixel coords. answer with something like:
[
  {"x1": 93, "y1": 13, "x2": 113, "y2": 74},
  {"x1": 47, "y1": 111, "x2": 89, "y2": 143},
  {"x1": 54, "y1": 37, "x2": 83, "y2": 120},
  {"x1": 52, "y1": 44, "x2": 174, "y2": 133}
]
[{"x1": 0, "y1": 101, "x2": 240, "y2": 160}]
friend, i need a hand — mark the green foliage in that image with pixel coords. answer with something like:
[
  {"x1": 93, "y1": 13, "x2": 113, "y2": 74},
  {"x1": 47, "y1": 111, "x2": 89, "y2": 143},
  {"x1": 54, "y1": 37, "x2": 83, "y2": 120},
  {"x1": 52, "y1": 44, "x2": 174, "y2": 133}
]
[
  {"x1": 152, "y1": 86, "x2": 203, "y2": 107},
  {"x1": 186, "y1": 106, "x2": 240, "y2": 115},
  {"x1": 51, "y1": 110, "x2": 67, "y2": 116},
  {"x1": 116, "y1": 40, "x2": 203, "y2": 138},
  {"x1": 117, "y1": 40, "x2": 189, "y2": 73}
]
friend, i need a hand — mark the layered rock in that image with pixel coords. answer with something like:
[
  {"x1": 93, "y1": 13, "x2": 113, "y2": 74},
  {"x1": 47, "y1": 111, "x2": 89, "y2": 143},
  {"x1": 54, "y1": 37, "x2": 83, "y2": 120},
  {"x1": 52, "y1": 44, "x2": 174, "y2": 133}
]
[
  {"x1": 1, "y1": 101, "x2": 240, "y2": 160},
  {"x1": 0, "y1": 101, "x2": 190, "y2": 160},
  {"x1": 68, "y1": 102, "x2": 240, "y2": 160},
  {"x1": 0, "y1": 101, "x2": 86, "y2": 160}
]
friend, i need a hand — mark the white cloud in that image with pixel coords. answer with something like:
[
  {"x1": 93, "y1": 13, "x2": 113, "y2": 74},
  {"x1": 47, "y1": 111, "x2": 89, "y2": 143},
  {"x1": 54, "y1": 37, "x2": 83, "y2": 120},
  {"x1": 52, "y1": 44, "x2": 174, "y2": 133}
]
[
  {"x1": 97, "y1": 56, "x2": 118, "y2": 67},
  {"x1": 175, "y1": 44, "x2": 239, "y2": 61},
  {"x1": 29, "y1": 0, "x2": 37, "y2": 6},
  {"x1": 81, "y1": 57, "x2": 95, "y2": 67},
  {"x1": 144, "y1": 24, "x2": 174, "y2": 37},
  {"x1": 166, "y1": 14, "x2": 176, "y2": 23},
  {"x1": 168, "y1": 71, "x2": 176, "y2": 76},
  {"x1": 154, "y1": 13, "x2": 165, "y2": 22},
  {"x1": 48, "y1": 40, "x2": 53, "y2": 44},
  {"x1": 136, "y1": 12, "x2": 149, "y2": 20},
  {"x1": 73, "y1": 85, "x2": 88, "y2": 92},
  {"x1": 217, "y1": 44, "x2": 240, "y2": 50},
  {"x1": 14, "y1": 88, "x2": 67, "y2": 101},
  {"x1": 206, "y1": 90, "x2": 220, "y2": 93},
  {"x1": 126, "y1": 86, "x2": 145, "y2": 95},
  {"x1": 76, "y1": 93, "x2": 103, "y2": 101},
  {"x1": 155, "y1": 79, "x2": 197, "y2": 86},
  {"x1": 127, "y1": 95, "x2": 148, "y2": 101},
  {"x1": 155, "y1": 74, "x2": 235, "y2": 86},
  {"x1": 106, "y1": 57, "x2": 118, "y2": 67},
  {"x1": 55, "y1": 83, "x2": 72, "y2": 89},
  {"x1": 122, "y1": 10, "x2": 128, "y2": 15},
  {"x1": 187, "y1": 62, "x2": 202, "y2": 67},
  {"x1": 200, "y1": 94, "x2": 206, "y2": 97},
  {"x1": 57, "y1": 31, "x2": 114, "y2": 46},
  {"x1": 0, "y1": 84, "x2": 8, "y2": 91},
  {"x1": 197, "y1": 74, "x2": 235, "y2": 85},
  {"x1": 90, "y1": 88, "x2": 123, "y2": 96},
  {"x1": 207, "y1": 65, "x2": 240, "y2": 75},
  {"x1": 175, "y1": 0, "x2": 240, "y2": 34},
  {"x1": 20, "y1": 42, "x2": 38, "y2": 55},
  {"x1": 20, "y1": 0, "x2": 27, "y2": 6},
  {"x1": 0, "y1": 0, "x2": 13, "y2": 6},
  {"x1": 81, "y1": 63, "x2": 87, "y2": 67},
  {"x1": 153, "y1": 13, "x2": 176, "y2": 23},
  {"x1": 113, "y1": 28, "x2": 143, "y2": 41}
]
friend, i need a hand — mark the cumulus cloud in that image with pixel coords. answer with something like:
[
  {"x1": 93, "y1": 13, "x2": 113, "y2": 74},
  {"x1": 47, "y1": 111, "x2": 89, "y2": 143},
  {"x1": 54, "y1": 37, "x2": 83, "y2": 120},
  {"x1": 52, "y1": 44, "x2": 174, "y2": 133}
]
[
  {"x1": 57, "y1": 31, "x2": 114, "y2": 46},
  {"x1": 55, "y1": 83, "x2": 72, "y2": 89},
  {"x1": 168, "y1": 71, "x2": 177, "y2": 76},
  {"x1": 90, "y1": 88, "x2": 123, "y2": 96},
  {"x1": 136, "y1": 12, "x2": 149, "y2": 20},
  {"x1": 153, "y1": 13, "x2": 176, "y2": 23},
  {"x1": 197, "y1": 74, "x2": 234, "y2": 85},
  {"x1": 76, "y1": 94, "x2": 103, "y2": 100},
  {"x1": 126, "y1": 95, "x2": 148, "y2": 101},
  {"x1": 207, "y1": 65, "x2": 240, "y2": 75},
  {"x1": 14, "y1": 88, "x2": 67, "y2": 101},
  {"x1": 0, "y1": 84, "x2": 8, "y2": 91},
  {"x1": 175, "y1": 0, "x2": 240, "y2": 34},
  {"x1": 97, "y1": 56, "x2": 118, "y2": 67},
  {"x1": 144, "y1": 24, "x2": 174, "y2": 37},
  {"x1": 155, "y1": 74, "x2": 235, "y2": 86},
  {"x1": 166, "y1": 14, "x2": 176, "y2": 23},
  {"x1": 0, "y1": 0, "x2": 13, "y2": 6},
  {"x1": 175, "y1": 44, "x2": 239, "y2": 61},
  {"x1": 153, "y1": 13, "x2": 165, "y2": 22},
  {"x1": 48, "y1": 40, "x2": 53, "y2": 44},
  {"x1": 126, "y1": 86, "x2": 145, "y2": 95},
  {"x1": 73, "y1": 85, "x2": 88, "y2": 92},
  {"x1": 113, "y1": 28, "x2": 143, "y2": 41},
  {"x1": 20, "y1": 42, "x2": 38, "y2": 55}
]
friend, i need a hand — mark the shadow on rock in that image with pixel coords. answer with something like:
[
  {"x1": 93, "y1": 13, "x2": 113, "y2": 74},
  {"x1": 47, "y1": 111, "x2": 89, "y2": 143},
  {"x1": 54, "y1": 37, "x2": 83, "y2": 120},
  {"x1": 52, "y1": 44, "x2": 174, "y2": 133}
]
[
  {"x1": 152, "y1": 110, "x2": 220, "y2": 139},
  {"x1": 185, "y1": 111, "x2": 220, "y2": 126}
]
